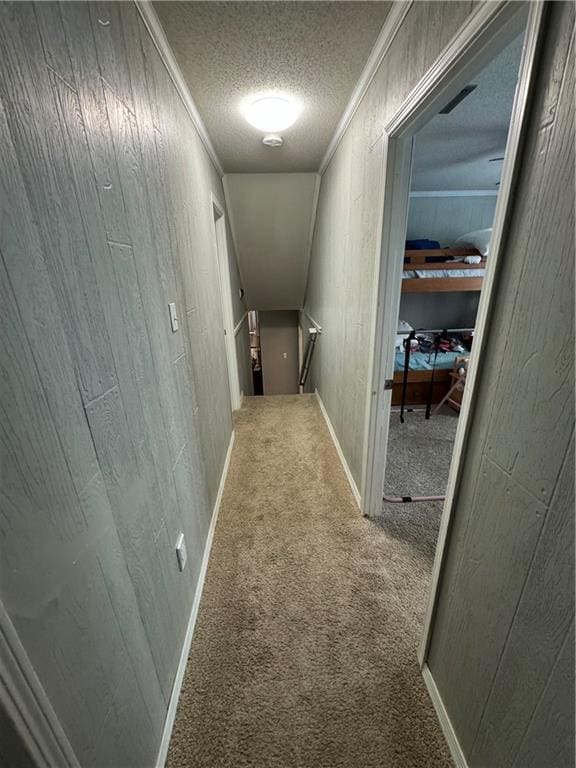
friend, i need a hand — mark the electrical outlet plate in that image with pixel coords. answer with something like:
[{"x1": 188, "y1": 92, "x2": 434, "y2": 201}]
[{"x1": 175, "y1": 533, "x2": 187, "y2": 572}]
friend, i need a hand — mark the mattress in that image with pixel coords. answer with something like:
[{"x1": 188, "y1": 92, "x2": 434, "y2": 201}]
[{"x1": 402, "y1": 268, "x2": 486, "y2": 279}]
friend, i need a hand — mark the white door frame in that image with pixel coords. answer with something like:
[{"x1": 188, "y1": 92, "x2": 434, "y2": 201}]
[
  {"x1": 211, "y1": 194, "x2": 242, "y2": 411},
  {"x1": 358, "y1": 0, "x2": 545, "y2": 664},
  {"x1": 0, "y1": 601, "x2": 81, "y2": 767}
]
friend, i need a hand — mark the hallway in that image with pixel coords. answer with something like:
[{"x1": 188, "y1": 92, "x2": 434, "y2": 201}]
[
  {"x1": 167, "y1": 396, "x2": 451, "y2": 768},
  {"x1": 0, "y1": 2, "x2": 573, "y2": 766}
]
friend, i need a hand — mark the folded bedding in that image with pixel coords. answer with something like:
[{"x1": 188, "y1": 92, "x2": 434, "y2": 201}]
[{"x1": 402, "y1": 269, "x2": 485, "y2": 279}]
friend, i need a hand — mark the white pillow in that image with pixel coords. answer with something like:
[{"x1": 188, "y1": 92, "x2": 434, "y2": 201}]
[{"x1": 456, "y1": 228, "x2": 492, "y2": 257}]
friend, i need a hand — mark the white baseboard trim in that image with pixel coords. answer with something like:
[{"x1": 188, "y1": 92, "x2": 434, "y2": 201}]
[
  {"x1": 156, "y1": 430, "x2": 235, "y2": 768},
  {"x1": 422, "y1": 663, "x2": 468, "y2": 768},
  {"x1": 315, "y1": 389, "x2": 361, "y2": 509}
]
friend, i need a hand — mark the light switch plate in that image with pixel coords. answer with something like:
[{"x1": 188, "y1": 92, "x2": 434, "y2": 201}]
[
  {"x1": 168, "y1": 302, "x2": 179, "y2": 332},
  {"x1": 175, "y1": 533, "x2": 187, "y2": 572}
]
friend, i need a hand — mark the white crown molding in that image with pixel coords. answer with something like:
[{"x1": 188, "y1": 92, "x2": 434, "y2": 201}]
[
  {"x1": 135, "y1": 1, "x2": 225, "y2": 177},
  {"x1": 410, "y1": 190, "x2": 499, "y2": 198},
  {"x1": 318, "y1": 1, "x2": 413, "y2": 176}
]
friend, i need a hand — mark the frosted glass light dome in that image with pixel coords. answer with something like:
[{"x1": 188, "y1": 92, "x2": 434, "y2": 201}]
[{"x1": 245, "y1": 97, "x2": 299, "y2": 133}]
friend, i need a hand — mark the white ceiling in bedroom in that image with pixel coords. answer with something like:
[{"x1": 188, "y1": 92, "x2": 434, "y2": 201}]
[{"x1": 411, "y1": 33, "x2": 525, "y2": 191}]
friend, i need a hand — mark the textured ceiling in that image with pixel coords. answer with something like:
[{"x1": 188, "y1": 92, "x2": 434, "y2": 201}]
[
  {"x1": 412, "y1": 33, "x2": 524, "y2": 191},
  {"x1": 154, "y1": 1, "x2": 391, "y2": 173}
]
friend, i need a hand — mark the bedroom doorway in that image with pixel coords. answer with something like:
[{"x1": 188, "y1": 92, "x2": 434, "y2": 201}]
[
  {"x1": 383, "y1": 29, "x2": 526, "y2": 510},
  {"x1": 359, "y1": 1, "x2": 545, "y2": 663}
]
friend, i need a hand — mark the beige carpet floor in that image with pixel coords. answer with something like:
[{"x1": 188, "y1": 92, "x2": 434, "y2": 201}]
[{"x1": 166, "y1": 395, "x2": 452, "y2": 768}]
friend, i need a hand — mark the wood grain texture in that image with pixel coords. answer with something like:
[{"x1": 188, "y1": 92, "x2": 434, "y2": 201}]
[
  {"x1": 305, "y1": 0, "x2": 574, "y2": 761},
  {"x1": 0, "y1": 1, "x2": 242, "y2": 764},
  {"x1": 304, "y1": 1, "x2": 478, "y2": 486},
  {"x1": 426, "y1": 3, "x2": 575, "y2": 764},
  {"x1": 0, "y1": 2, "x2": 116, "y2": 403},
  {"x1": 511, "y1": 620, "x2": 575, "y2": 768},
  {"x1": 470, "y1": 440, "x2": 575, "y2": 766}
]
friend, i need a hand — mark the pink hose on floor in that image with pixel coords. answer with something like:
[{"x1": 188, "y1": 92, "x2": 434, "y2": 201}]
[{"x1": 382, "y1": 494, "x2": 446, "y2": 503}]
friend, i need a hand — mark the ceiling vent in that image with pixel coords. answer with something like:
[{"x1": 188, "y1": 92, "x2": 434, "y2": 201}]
[{"x1": 439, "y1": 85, "x2": 477, "y2": 114}]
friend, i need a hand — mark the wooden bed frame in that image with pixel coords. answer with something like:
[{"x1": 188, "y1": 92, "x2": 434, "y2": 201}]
[
  {"x1": 392, "y1": 368, "x2": 452, "y2": 406},
  {"x1": 395, "y1": 248, "x2": 481, "y2": 403},
  {"x1": 402, "y1": 248, "x2": 485, "y2": 293}
]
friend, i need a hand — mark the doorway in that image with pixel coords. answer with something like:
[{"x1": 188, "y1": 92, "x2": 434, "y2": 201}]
[
  {"x1": 359, "y1": 1, "x2": 544, "y2": 666},
  {"x1": 383, "y1": 29, "x2": 525, "y2": 507},
  {"x1": 259, "y1": 310, "x2": 300, "y2": 395},
  {"x1": 212, "y1": 195, "x2": 241, "y2": 411},
  {"x1": 248, "y1": 310, "x2": 264, "y2": 395}
]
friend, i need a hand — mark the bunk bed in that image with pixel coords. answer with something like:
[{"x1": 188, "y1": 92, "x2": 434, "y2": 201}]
[
  {"x1": 402, "y1": 247, "x2": 485, "y2": 294},
  {"x1": 392, "y1": 353, "x2": 463, "y2": 406},
  {"x1": 392, "y1": 247, "x2": 481, "y2": 406}
]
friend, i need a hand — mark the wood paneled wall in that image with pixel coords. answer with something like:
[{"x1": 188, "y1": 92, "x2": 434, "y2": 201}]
[
  {"x1": 305, "y1": 0, "x2": 574, "y2": 763},
  {"x1": 0, "y1": 2, "x2": 242, "y2": 765},
  {"x1": 427, "y1": 4, "x2": 575, "y2": 764},
  {"x1": 304, "y1": 1, "x2": 478, "y2": 485}
]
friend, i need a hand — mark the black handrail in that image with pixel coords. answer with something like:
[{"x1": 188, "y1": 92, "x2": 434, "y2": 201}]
[{"x1": 299, "y1": 330, "x2": 318, "y2": 387}]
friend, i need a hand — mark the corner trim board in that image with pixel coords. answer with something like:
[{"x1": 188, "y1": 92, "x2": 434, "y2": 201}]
[
  {"x1": 303, "y1": 312, "x2": 322, "y2": 334},
  {"x1": 318, "y1": 1, "x2": 413, "y2": 175},
  {"x1": 233, "y1": 311, "x2": 248, "y2": 336},
  {"x1": 422, "y1": 664, "x2": 469, "y2": 768},
  {"x1": 315, "y1": 389, "x2": 361, "y2": 509},
  {"x1": 155, "y1": 430, "x2": 235, "y2": 768},
  {"x1": 134, "y1": 1, "x2": 224, "y2": 177},
  {"x1": 301, "y1": 174, "x2": 322, "y2": 302}
]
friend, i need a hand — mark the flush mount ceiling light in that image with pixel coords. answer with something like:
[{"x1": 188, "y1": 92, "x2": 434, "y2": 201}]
[{"x1": 244, "y1": 96, "x2": 299, "y2": 133}]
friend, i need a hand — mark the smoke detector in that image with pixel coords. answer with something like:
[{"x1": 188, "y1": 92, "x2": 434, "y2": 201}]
[{"x1": 262, "y1": 134, "x2": 283, "y2": 147}]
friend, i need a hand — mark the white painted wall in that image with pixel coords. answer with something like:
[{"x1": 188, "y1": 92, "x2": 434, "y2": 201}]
[
  {"x1": 224, "y1": 173, "x2": 319, "y2": 310},
  {"x1": 260, "y1": 310, "x2": 300, "y2": 395},
  {"x1": 402, "y1": 193, "x2": 495, "y2": 330},
  {"x1": 406, "y1": 194, "x2": 497, "y2": 245}
]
